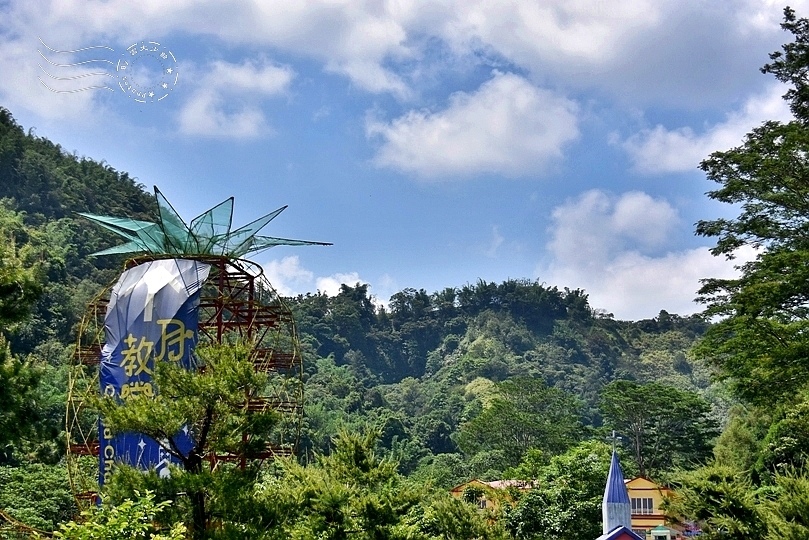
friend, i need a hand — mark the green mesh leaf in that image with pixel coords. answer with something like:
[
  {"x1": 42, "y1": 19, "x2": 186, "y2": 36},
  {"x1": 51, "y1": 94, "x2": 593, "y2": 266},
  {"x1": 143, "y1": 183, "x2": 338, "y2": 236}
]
[
  {"x1": 190, "y1": 197, "x2": 234, "y2": 253},
  {"x1": 90, "y1": 241, "x2": 150, "y2": 256},
  {"x1": 131, "y1": 223, "x2": 170, "y2": 253},
  {"x1": 251, "y1": 236, "x2": 333, "y2": 249},
  {"x1": 219, "y1": 206, "x2": 287, "y2": 256},
  {"x1": 80, "y1": 187, "x2": 330, "y2": 258},
  {"x1": 154, "y1": 187, "x2": 194, "y2": 253}
]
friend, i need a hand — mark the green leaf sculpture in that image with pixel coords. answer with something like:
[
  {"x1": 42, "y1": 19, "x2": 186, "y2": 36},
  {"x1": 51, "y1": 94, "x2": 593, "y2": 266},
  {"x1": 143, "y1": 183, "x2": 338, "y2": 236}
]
[{"x1": 80, "y1": 186, "x2": 330, "y2": 258}]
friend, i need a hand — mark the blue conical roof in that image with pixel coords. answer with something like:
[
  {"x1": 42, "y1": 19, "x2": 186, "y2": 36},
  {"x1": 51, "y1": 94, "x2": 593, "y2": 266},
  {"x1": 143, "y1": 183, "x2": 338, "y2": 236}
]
[{"x1": 603, "y1": 451, "x2": 630, "y2": 504}]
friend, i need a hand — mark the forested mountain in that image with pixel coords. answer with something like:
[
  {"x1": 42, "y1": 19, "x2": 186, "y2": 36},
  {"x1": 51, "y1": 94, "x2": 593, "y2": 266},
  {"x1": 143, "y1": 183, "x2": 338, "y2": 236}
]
[
  {"x1": 289, "y1": 282, "x2": 717, "y2": 483},
  {"x1": 0, "y1": 105, "x2": 720, "y2": 537},
  {"x1": 0, "y1": 107, "x2": 155, "y2": 355},
  {"x1": 7, "y1": 9, "x2": 809, "y2": 538}
]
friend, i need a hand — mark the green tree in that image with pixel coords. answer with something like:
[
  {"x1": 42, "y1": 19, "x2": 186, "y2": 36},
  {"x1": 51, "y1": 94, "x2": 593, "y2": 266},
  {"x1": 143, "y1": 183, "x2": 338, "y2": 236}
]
[
  {"x1": 95, "y1": 342, "x2": 279, "y2": 539},
  {"x1": 54, "y1": 491, "x2": 186, "y2": 540},
  {"x1": 764, "y1": 470, "x2": 809, "y2": 540},
  {"x1": 695, "y1": 7, "x2": 809, "y2": 404},
  {"x1": 754, "y1": 393, "x2": 809, "y2": 478},
  {"x1": 260, "y1": 429, "x2": 423, "y2": 539},
  {"x1": 666, "y1": 465, "x2": 809, "y2": 540},
  {"x1": 599, "y1": 380, "x2": 718, "y2": 478},
  {"x1": 457, "y1": 378, "x2": 583, "y2": 467},
  {"x1": 0, "y1": 462, "x2": 75, "y2": 532},
  {"x1": 401, "y1": 494, "x2": 507, "y2": 540},
  {"x1": 506, "y1": 440, "x2": 612, "y2": 540},
  {"x1": 664, "y1": 465, "x2": 767, "y2": 540},
  {"x1": 0, "y1": 209, "x2": 44, "y2": 328},
  {"x1": 712, "y1": 405, "x2": 772, "y2": 474},
  {"x1": 0, "y1": 338, "x2": 42, "y2": 463},
  {"x1": 409, "y1": 453, "x2": 470, "y2": 490},
  {"x1": 672, "y1": 10, "x2": 809, "y2": 538}
]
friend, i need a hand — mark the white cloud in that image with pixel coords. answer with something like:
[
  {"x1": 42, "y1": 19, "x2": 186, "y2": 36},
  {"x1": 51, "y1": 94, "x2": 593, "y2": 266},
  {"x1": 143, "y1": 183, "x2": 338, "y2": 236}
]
[
  {"x1": 539, "y1": 190, "x2": 754, "y2": 320},
  {"x1": 3, "y1": 0, "x2": 801, "y2": 117},
  {"x1": 739, "y1": 0, "x2": 809, "y2": 33},
  {"x1": 484, "y1": 226, "x2": 504, "y2": 258},
  {"x1": 263, "y1": 256, "x2": 314, "y2": 297},
  {"x1": 367, "y1": 72, "x2": 579, "y2": 178},
  {"x1": 206, "y1": 59, "x2": 294, "y2": 94},
  {"x1": 13, "y1": 0, "x2": 412, "y2": 97},
  {"x1": 420, "y1": 0, "x2": 793, "y2": 107},
  {"x1": 620, "y1": 84, "x2": 793, "y2": 174},
  {"x1": 0, "y1": 36, "x2": 103, "y2": 120},
  {"x1": 178, "y1": 59, "x2": 294, "y2": 138},
  {"x1": 547, "y1": 190, "x2": 678, "y2": 267},
  {"x1": 261, "y1": 256, "x2": 369, "y2": 298},
  {"x1": 326, "y1": 59, "x2": 410, "y2": 99},
  {"x1": 316, "y1": 272, "x2": 366, "y2": 296},
  {"x1": 431, "y1": 0, "x2": 661, "y2": 69},
  {"x1": 546, "y1": 246, "x2": 756, "y2": 320}
]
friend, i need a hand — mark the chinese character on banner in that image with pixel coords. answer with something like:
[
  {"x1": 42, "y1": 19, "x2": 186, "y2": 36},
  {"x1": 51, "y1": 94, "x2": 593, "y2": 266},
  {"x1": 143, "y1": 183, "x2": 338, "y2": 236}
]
[
  {"x1": 120, "y1": 334, "x2": 155, "y2": 377},
  {"x1": 156, "y1": 318, "x2": 195, "y2": 365}
]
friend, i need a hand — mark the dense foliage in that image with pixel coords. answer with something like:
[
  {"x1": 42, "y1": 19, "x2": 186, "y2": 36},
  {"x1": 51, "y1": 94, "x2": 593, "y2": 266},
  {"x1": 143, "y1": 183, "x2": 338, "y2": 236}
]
[
  {"x1": 0, "y1": 103, "x2": 724, "y2": 537},
  {"x1": 505, "y1": 441, "x2": 613, "y2": 540},
  {"x1": 661, "y1": 7, "x2": 809, "y2": 538},
  {"x1": 8, "y1": 8, "x2": 809, "y2": 537}
]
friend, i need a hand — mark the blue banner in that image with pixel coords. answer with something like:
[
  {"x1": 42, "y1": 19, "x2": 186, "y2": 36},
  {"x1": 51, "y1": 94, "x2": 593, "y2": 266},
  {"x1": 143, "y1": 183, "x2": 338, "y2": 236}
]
[{"x1": 99, "y1": 259, "x2": 210, "y2": 486}]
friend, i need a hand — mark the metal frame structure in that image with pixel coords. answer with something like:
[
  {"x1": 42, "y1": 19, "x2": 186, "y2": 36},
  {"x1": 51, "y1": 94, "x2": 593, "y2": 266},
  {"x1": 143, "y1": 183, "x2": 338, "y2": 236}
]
[{"x1": 66, "y1": 255, "x2": 304, "y2": 506}]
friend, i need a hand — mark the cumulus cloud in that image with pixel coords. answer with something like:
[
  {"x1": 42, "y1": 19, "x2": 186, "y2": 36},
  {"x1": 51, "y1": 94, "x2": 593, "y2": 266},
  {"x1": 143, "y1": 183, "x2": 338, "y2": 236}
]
[
  {"x1": 0, "y1": 35, "x2": 105, "y2": 120},
  {"x1": 539, "y1": 190, "x2": 754, "y2": 320},
  {"x1": 263, "y1": 256, "x2": 314, "y2": 297},
  {"x1": 261, "y1": 256, "x2": 368, "y2": 298},
  {"x1": 546, "y1": 247, "x2": 756, "y2": 320},
  {"x1": 431, "y1": 0, "x2": 661, "y2": 69},
  {"x1": 178, "y1": 59, "x2": 294, "y2": 138},
  {"x1": 2, "y1": 0, "x2": 803, "y2": 122},
  {"x1": 620, "y1": 84, "x2": 793, "y2": 174},
  {"x1": 316, "y1": 272, "x2": 366, "y2": 296},
  {"x1": 417, "y1": 0, "x2": 794, "y2": 107},
  {"x1": 547, "y1": 190, "x2": 678, "y2": 267},
  {"x1": 367, "y1": 72, "x2": 579, "y2": 178}
]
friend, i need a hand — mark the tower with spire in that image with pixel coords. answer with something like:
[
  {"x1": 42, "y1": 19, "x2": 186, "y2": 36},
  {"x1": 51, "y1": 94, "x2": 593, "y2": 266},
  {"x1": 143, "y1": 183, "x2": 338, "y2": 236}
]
[
  {"x1": 602, "y1": 450, "x2": 632, "y2": 533},
  {"x1": 595, "y1": 441, "x2": 643, "y2": 540}
]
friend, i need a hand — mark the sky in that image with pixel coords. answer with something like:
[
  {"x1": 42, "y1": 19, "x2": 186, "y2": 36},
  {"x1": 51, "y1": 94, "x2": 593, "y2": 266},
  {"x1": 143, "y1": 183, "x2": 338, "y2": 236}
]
[{"x1": 0, "y1": 0, "x2": 800, "y2": 320}]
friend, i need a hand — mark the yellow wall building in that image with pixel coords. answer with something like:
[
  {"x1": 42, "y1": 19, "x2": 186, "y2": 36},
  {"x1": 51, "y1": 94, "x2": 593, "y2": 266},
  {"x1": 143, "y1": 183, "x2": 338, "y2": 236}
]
[
  {"x1": 449, "y1": 479, "x2": 534, "y2": 510},
  {"x1": 450, "y1": 475, "x2": 694, "y2": 539},
  {"x1": 626, "y1": 477, "x2": 682, "y2": 539}
]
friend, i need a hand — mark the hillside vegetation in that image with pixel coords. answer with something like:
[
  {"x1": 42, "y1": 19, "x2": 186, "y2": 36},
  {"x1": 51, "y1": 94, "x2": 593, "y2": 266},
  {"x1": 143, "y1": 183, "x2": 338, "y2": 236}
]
[
  {"x1": 7, "y1": 10, "x2": 809, "y2": 539},
  {"x1": 0, "y1": 105, "x2": 722, "y2": 537}
]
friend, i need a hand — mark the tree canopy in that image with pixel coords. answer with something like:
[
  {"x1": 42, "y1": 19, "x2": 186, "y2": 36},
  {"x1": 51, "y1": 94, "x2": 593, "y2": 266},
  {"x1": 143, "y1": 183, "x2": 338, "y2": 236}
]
[
  {"x1": 600, "y1": 380, "x2": 718, "y2": 478},
  {"x1": 506, "y1": 441, "x2": 613, "y2": 540},
  {"x1": 696, "y1": 7, "x2": 809, "y2": 404},
  {"x1": 0, "y1": 104, "x2": 722, "y2": 535},
  {"x1": 667, "y1": 8, "x2": 809, "y2": 537}
]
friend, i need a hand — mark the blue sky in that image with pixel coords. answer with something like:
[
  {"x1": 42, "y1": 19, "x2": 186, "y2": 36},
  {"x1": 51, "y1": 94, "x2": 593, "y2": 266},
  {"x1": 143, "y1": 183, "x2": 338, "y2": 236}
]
[{"x1": 0, "y1": 0, "x2": 797, "y2": 319}]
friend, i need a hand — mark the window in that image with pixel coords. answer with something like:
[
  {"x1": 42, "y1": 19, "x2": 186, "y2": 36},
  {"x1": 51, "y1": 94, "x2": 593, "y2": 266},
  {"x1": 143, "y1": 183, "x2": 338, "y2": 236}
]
[
  {"x1": 631, "y1": 497, "x2": 654, "y2": 515},
  {"x1": 477, "y1": 498, "x2": 487, "y2": 509},
  {"x1": 632, "y1": 529, "x2": 647, "y2": 538}
]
